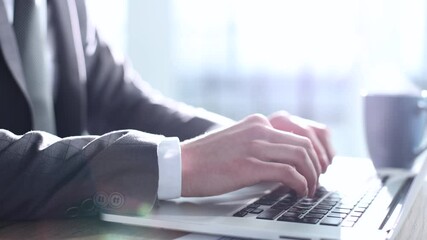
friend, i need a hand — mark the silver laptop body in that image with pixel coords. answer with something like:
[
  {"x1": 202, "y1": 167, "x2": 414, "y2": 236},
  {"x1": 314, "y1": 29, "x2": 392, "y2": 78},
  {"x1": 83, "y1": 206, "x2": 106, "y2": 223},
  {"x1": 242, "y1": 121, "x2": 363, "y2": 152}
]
[{"x1": 102, "y1": 156, "x2": 427, "y2": 240}]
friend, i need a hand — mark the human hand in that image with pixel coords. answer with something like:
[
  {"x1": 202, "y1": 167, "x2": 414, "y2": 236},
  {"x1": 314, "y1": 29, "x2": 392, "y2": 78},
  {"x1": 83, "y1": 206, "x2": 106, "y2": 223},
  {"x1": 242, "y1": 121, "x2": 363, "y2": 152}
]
[
  {"x1": 268, "y1": 111, "x2": 335, "y2": 173},
  {"x1": 180, "y1": 114, "x2": 324, "y2": 198}
]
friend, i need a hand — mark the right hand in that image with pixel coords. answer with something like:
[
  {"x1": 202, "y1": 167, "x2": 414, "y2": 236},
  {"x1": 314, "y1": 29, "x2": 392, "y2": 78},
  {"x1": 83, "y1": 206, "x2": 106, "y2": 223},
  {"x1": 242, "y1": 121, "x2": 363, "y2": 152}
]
[{"x1": 180, "y1": 114, "x2": 321, "y2": 198}]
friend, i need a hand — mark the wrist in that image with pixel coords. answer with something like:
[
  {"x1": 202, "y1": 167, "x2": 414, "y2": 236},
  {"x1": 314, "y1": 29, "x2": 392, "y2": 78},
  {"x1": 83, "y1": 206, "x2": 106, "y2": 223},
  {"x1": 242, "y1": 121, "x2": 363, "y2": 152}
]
[
  {"x1": 181, "y1": 139, "x2": 206, "y2": 197},
  {"x1": 180, "y1": 142, "x2": 193, "y2": 197}
]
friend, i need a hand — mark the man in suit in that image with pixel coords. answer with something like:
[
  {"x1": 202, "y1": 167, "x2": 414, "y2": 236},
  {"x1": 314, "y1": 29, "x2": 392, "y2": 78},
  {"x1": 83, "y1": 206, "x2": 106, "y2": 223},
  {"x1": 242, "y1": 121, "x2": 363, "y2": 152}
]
[{"x1": 0, "y1": 0, "x2": 334, "y2": 219}]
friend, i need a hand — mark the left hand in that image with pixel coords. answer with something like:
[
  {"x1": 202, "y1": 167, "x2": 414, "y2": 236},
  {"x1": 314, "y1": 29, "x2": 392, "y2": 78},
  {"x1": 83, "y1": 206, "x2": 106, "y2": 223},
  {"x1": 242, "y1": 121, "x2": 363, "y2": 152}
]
[{"x1": 268, "y1": 111, "x2": 335, "y2": 173}]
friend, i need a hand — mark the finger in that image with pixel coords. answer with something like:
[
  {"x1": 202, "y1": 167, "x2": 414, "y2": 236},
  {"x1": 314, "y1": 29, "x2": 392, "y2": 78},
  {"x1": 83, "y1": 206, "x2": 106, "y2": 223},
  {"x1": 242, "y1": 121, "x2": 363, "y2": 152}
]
[
  {"x1": 250, "y1": 140, "x2": 317, "y2": 196},
  {"x1": 253, "y1": 161, "x2": 308, "y2": 197},
  {"x1": 301, "y1": 128, "x2": 329, "y2": 173},
  {"x1": 290, "y1": 116, "x2": 335, "y2": 164},
  {"x1": 264, "y1": 130, "x2": 322, "y2": 179},
  {"x1": 273, "y1": 119, "x2": 329, "y2": 173},
  {"x1": 312, "y1": 127, "x2": 335, "y2": 163},
  {"x1": 270, "y1": 112, "x2": 330, "y2": 172}
]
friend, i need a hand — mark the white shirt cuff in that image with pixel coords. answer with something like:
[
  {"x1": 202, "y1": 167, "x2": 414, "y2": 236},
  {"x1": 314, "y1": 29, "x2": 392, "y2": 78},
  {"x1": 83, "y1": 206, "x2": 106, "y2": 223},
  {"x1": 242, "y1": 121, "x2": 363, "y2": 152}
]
[{"x1": 157, "y1": 137, "x2": 182, "y2": 200}]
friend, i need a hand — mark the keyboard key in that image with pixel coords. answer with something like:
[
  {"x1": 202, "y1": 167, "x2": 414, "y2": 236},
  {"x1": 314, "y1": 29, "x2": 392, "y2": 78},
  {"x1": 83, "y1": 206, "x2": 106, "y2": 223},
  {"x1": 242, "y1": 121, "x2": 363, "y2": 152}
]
[
  {"x1": 294, "y1": 205, "x2": 313, "y2": 210},
  {"x1": 321, "y1": 200, "x2": 338, "y2": 206},
  {"x1": 281, "y1": 191, "x2": 297, "y2": 201},
  {"x1": 328, "y1": 193, "x2": 342, "y2": 198},
  {"x1": 350, "y1": 211, "x2": 362, "y2": 217},
  {"x1": 341, "y1": 221, "x2": 355, "y2": 227},
  {"x1": 320, "y1": 217, "x2": 343, "y2": 226},
  {"x1": 332, "y1": 208, "x2": 351, "y2": 214},
  {"x1": 279, "y1": 199, "x2": 295, "y2": 204},
  {"x1": 335, "y1": 203, "x2": 354, "y2": 210},
  {"x1": 310, "y1": 209, "x2": 329, "y2": 215},
  {"x1": 327, "y1": 213, "x2": 347, "y2": 218},
  {"x1": 300, "y1": 217, "x2": 321, "y2": 224},
  {"x1": 281, "y1": 212, "x2": 300, "y2": 218},
  {"x1": 233, "y1": 210, "x2": 248, "y2": 217},
  {"x1": 345, "y1": 216, "x2": 359, "y2": 222},
  {"x1": 325, "y1": 194, "x2": 341, "y2": 200},
  {"x1": 288, "y1": 207, "x2": 308, "y2": 214},
  {"x1": 315, "y1": 205, "x2": 334, "y2": 210},
  {"x1": 270, "y1": 186, "x2": 290, "y2": 197},
  {"x1": 248, "y1": 203, "x2": 260, "y2": 208},
  {"x1": 271, "y1": 203, "x2": 292, "y2": 211},
  {"x1": 256, "y1": 209, "x2": 282, "y2": 220},
  {"x1": 340, "y1": 199, "x2": 358, "y2": 206},
  {"x1": 353, "y1": 207, "x2": 367, "y2": 213},
  {"x1": 357, "y1": 203, "x2": 370, "y2": 208},
  {"x1": 277, "y1": 216, "x2": 299, "y2": 222},
  {"x1": 305, "y1": 213, "x2": 324, "y2": 219},
  {"x1": 251, "y1": 208, "x2": 263, "y2": 214},
  {"x1": 245, "y1": 207, "x2": 257, "y2": 213},
  {"x1": 325, "y1": 197, "x2": 341, "y2": 202},
  {"x1": 298, "y1": 202, "x2": 316, "y2": 207},
  {"x1": 337, "y1": 196, "x2": 353, "y2": 201},
  {"x1": 301, "y1": 198, "x2": 317, "y2": 204}
]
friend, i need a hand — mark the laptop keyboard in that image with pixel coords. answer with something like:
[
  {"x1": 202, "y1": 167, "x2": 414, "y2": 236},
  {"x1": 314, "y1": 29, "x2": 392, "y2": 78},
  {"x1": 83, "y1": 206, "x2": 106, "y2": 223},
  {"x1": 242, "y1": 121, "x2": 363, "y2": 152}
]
[{"x1": 232, "y1": 176, "x2": 387, "y2": 227}]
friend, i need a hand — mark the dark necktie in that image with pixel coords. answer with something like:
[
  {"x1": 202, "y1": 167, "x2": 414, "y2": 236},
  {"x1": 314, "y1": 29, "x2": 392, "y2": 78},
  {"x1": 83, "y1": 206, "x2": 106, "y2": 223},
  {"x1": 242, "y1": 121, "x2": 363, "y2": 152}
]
[{"x1": 13, "y1": 0, "x2": 56, "y2": 134}]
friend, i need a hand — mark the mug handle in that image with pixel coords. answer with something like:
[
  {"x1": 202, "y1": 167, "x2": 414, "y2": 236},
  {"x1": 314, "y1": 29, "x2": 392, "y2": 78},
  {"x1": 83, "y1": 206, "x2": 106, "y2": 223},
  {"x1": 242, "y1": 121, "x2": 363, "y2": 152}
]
[{"x1": 414, "y1": 99, "x2": 427, "y2": 156}]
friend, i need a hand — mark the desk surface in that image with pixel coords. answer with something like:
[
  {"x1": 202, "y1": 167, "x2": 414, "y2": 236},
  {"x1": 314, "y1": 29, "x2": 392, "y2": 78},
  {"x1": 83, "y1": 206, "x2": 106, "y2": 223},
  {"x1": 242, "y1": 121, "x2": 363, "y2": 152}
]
[{"x1": 1, "y1": 180, "x2": 427, "y2": 239}]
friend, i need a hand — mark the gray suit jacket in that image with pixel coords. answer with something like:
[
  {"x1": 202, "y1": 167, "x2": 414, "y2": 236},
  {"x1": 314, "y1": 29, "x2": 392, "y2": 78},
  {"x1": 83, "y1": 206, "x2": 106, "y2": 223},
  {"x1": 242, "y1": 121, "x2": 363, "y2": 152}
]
[{"x1": 0, "y1": 0, "x2": 218, "y2": 220}]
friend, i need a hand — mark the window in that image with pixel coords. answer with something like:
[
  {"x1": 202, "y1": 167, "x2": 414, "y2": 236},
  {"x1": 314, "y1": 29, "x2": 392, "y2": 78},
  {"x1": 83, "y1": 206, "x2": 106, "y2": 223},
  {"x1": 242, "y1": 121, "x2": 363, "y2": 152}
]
[{"x1": 88, "y1": 0, "x2": 427, "y2": 157}]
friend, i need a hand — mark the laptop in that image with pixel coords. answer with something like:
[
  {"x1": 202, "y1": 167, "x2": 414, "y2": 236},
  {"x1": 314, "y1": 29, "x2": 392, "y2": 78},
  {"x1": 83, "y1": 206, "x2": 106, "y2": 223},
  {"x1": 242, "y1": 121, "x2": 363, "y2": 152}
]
[{"x1": 101, "y1": 155, "x2": 427, "y2": 240}]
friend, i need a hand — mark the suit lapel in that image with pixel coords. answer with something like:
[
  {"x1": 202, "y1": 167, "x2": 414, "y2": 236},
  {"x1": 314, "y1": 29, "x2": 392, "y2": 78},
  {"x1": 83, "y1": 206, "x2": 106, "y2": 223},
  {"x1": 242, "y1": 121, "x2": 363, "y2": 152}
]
[{"x1": 0, "y1": 0, "x2": 31, "y2": 104}]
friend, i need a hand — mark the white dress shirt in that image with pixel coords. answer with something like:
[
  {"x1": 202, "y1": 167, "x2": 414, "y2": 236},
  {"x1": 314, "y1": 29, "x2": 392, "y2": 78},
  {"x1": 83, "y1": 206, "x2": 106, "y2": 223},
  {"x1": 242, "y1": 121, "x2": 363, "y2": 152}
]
[{"x1": 2, "y1": 0, "x2": 182, "y2": 200}]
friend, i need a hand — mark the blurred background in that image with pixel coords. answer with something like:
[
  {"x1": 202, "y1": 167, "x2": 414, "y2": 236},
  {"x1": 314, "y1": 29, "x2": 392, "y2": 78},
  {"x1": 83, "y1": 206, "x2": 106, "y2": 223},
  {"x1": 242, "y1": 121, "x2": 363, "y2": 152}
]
[{"x1": 86, "y1": 0, "x2": 427, "y2": 157}]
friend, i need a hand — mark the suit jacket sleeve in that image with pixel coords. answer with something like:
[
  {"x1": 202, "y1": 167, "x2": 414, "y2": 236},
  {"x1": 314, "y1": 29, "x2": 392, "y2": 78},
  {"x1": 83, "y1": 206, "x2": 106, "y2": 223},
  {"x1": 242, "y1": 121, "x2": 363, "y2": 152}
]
[
  {"x1": 0, "y1": 129, "x2": 160, "y2": 220},
  {"x1": 0, "y1": 0, "x2": 231, "y2": 221}
]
